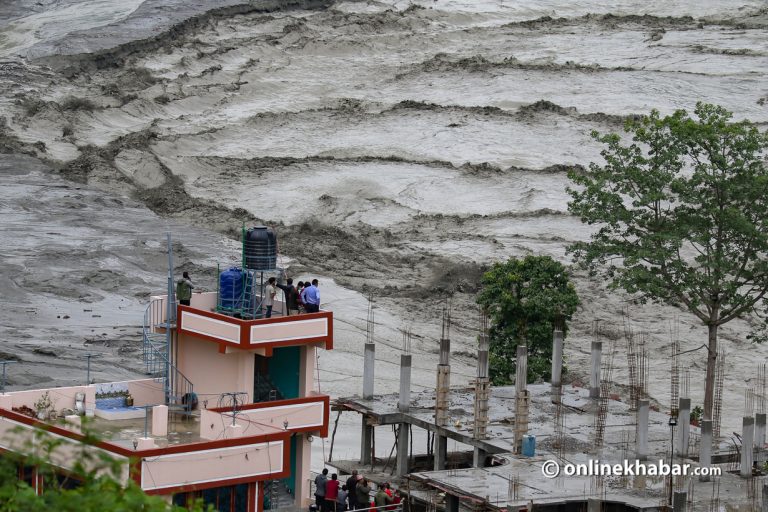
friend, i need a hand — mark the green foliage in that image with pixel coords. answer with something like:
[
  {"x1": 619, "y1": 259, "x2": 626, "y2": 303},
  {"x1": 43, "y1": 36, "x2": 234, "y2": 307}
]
[
  {"x1": 567, "y1": 102, "x2": 768, "y2": 417},
  {"x1": 690, "y1": 405, "x2": 703, "y2": 424},
  {"x1": 476, "y1": 255, "x2": 579, "y2": 385},
  {"x1": 0, "y1": 422, "x2": 208, "y2": 511}
]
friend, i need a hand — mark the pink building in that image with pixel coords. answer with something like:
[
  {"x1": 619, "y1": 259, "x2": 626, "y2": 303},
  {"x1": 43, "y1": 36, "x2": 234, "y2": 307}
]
[{"x1": 0, "y1": 290, "x2": 332, "y2": 511}]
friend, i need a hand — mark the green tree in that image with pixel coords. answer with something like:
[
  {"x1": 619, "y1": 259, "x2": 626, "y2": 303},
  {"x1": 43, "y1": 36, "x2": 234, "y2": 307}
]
[
  {"x1": 0, "y1": 424, "x2": 208, "y2": 511},
  {"x1": 567, "y1": 103, "x2": 768, "y2": 420},
  {"x1": 476, "y1": 255, "x2": 579, "y2": 385}
]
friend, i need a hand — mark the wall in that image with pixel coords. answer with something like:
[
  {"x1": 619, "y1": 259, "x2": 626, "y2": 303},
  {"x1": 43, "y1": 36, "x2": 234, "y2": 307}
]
[
  {"x1": 140, "y1": 439, "x2": 287, "y2": 492},
  {"x1": 299, "y1": 345, "x2": 316, "y2": 398},
  {"x1": 199, "y1": 399, "x2": 326, "y2": 440},
  {"x1": 0, "y1": 413, "x2": 129, "y2": 483},
  {"x1": 177, "y1": 334, "x2": 253, "y2": 402},
  {"x1": 3, "y1": 385, "x2": 96, "y2": 414}
]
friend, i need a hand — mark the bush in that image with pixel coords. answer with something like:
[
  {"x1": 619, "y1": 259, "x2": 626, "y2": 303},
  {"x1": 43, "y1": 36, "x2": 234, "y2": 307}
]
[{"x1": 154, "y1": 94, "x2": 171, "y2": 105}]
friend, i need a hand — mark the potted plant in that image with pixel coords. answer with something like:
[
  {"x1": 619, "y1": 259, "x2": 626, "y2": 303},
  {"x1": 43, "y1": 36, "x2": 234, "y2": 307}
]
[
  {"x1": 33, "y1": 391, "x2": 54, "y2": 420},
  {"x1": 690, "y1": 405, "x2": 703, "y2": 427}
]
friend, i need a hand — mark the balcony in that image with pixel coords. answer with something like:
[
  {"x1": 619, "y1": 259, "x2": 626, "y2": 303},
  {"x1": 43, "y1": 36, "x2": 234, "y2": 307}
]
[
  {"x1": 202, "y1": 393, "x2": 329, "y2": 440},
  {"x1": 172, "y1": 292, "x2": 333, "y2": 353}
]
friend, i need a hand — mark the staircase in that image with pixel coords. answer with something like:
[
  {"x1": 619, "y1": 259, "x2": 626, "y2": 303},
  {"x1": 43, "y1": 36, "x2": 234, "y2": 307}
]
[
  {"x1": 264, "y1": 479, "x2": 294, "y2": 510},
  {"x1": 254, "y1": 374, "x2": 284, "y2": 403},
  {"x1": 142, "y1": 298, "x2": 194, "y2": 409}
]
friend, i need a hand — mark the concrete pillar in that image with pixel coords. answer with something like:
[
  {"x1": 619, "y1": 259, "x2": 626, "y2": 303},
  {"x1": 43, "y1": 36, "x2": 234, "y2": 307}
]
[
  {"x1": 756, "y1": 413, "x2": 767, "y2": 465},
  {"x1": 762, "y1": 483, "x2": 768, "y2": 512},
  {"x1": 360, "y1": 417, "x2": 373, "y2": 465},
  {"x1": 151, "y1": 405, "x2": 168, "y2": 437},
  {"x1": 363, "y1": 343, "x2": 375, "y2": 400},
  {"x1": 672, "y1": 491, "x2": 687, "y2": 512},
  {"x1": 587, "y1": 497, "x2": 600, "y2": 512},
  {"x1": 637, "y1": 399, "x2": 649, "y2": 460},
  {"x1": 472, "y1": 447, "x2": 486, "y2": 468},
  {"x1": 436, "y1": 365, "x2": 450, "y2": 426},
  {"x1": 445, "y1": 494, "x2": 459, "y2": 512},
  {"x1": 756, "y1": 413, "x2": 766, "y2": 449},
  {"x1": 294, "y1": 434, "x2": 312, "y2": 509},
  {"x1": 399, "y1": 354, "x2": 412, "y2": 412},
  {"x1": 434, "y1": 434, "x2": 447, "y2": 471},
  {"x1": 551, "y1": 328, "x2": 564, "y2": 403},
  {"x1": 396, "y1": 423, "x2": 409, "y2": 476},
  {"x1": 700, "y1": 420, "x2": 712, "y2": 482},
  {"x1": 741, "y1": 416, "x2": 755, "y2": 478},
  {"x1": 589, "y1": 341, "x2": 602, "y2": 399},
  {"x1": 678, "y1": 398, "x2": 691, "y2": 457},
  {"x1": 436, "y1": 336, "x2": 451, "y2": 427},
  {"x1": 136, "y1": 437, "x2": 156, "y2": 450}
]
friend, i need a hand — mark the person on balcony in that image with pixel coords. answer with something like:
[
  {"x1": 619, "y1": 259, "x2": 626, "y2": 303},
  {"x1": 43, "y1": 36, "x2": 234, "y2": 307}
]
[
  {"x1": 302, "y1": 279, "x2": 321, "y2": 313},
  {"x1": 176, "y1": 272, "x2": 194, "y2": 306},
  {"x1": 277, "y1": 277, "x2": 299, "y2": 316}
]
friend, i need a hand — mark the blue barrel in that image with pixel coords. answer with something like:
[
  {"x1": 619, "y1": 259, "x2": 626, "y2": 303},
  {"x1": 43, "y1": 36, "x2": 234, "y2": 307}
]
[
  {"x1": 522, "y1": 434, "x2": 536, "y2": 457},
  {"x1": 219, "y1": 267, "x2": 244, "y2": 309}
]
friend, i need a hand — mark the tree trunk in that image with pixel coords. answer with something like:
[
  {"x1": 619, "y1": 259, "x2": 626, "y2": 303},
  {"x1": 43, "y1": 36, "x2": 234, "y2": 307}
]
[{"x1": 703, "y1": 322, "x2": 719, "y2": 421}]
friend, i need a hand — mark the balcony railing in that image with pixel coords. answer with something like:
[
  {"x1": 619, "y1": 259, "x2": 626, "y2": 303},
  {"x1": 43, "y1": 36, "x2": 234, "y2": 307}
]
[
  {"x1": 176, "y1": 300, "x2": 333, "y2": 352},
  {"x1": 203, "y1": 394, "x2": 330, "y2": 439}
]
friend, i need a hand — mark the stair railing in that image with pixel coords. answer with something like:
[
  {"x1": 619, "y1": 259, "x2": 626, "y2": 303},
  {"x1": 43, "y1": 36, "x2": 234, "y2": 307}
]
[{"x1": 142, "y1": 298, "x2": 194, "y2": 406}]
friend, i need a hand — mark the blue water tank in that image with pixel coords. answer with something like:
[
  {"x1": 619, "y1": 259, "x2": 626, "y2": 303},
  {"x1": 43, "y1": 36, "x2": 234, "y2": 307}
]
[
  {"x1": 219, "y1": 267, "x2": 244, "y2": 309},
  {"x1": 522, "y1": 434, "x2": 536, "y2": 457}
]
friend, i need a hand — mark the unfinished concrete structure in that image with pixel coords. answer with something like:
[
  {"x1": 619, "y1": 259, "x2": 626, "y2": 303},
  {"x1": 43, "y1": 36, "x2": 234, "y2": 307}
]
[{"x1": 329, "y1": 317, "x2": 767, "y2": 512}]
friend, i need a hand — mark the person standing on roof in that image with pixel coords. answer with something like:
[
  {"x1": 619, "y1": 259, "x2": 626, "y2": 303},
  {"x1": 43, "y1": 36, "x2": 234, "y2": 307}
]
[
  {"x1": 277, "y1": 277, "x2": 299, "y2": 316},
  {"x1": 176, "y1": 271, "x2": 194, "y2": 306},
  {"x1": 302, "y1": 278, "x2": 321, "y2": 313},
  {"x1": 264, "y1": 277, "x2": 277, "y2": 318}
]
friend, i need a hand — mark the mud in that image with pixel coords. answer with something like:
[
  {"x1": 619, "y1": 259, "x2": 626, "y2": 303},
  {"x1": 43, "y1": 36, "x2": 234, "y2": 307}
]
[{"x1": 2, "y1": 0, "x2": 768, "y2": 465}]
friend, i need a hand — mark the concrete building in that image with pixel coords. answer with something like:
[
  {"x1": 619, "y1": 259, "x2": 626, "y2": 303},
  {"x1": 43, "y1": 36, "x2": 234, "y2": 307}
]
[{"x1": 0, "y1": 289, "x2": 332, "y2": 511}]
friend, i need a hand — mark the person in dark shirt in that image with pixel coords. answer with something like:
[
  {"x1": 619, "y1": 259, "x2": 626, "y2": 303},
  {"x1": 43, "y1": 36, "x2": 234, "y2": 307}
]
[
  {"x1": 346, "y1": 470, "x2": 358, "y2": 510},
  {"x1": 276, "y1": 278, "x2": 299, "y2": 316}
]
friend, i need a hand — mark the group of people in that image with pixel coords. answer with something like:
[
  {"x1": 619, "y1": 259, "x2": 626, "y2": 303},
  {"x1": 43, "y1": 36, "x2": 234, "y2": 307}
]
[
  {"x1": 176, "y1": 272, "x2": 321, "y2": 318},
  {"x1": 314, "y1": 469, "x2": 401, "y2": 512},
  {"x1": 271, "y1": 277, "x2": 321, "y2": 316}
]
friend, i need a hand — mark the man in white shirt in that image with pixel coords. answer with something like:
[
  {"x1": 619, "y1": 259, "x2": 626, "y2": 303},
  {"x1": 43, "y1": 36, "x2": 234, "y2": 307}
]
[{"x1": 264, "y1": 277, "x2": 277, "y2": 318}]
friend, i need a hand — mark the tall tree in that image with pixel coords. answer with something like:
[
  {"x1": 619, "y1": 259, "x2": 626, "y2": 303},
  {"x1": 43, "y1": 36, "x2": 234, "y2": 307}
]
[
  {"x1": 567, "y1": 103, "x2": 768, "y2": 420},
  {"x1": 476, "y1": 255, "x2": 579, "y2": 384}
]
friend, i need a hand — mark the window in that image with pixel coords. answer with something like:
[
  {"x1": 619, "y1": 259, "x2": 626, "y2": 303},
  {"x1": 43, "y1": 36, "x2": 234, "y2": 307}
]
[{"x1": 173, "y1": 483, "x2": 249, "y2": 512}]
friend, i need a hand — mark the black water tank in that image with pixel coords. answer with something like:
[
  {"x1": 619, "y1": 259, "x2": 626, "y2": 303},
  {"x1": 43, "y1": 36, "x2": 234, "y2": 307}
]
[{"x1": 244, "y1": 226, "x2": 277, "y2": 270}]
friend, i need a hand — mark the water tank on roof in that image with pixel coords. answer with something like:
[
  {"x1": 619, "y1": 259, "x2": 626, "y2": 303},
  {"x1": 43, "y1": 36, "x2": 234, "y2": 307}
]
[
  {"x1": 219, "y1": 267, "x2": 244, "y2": 309},
  {"x1": 244, "y1": 226, "x2": 277, "y2": 270}
]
